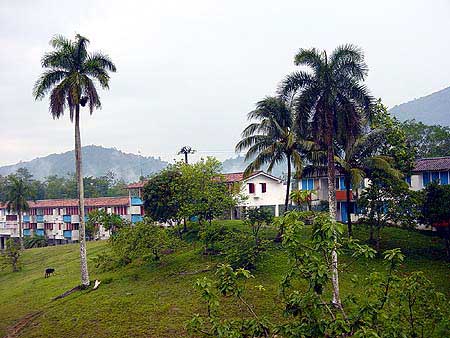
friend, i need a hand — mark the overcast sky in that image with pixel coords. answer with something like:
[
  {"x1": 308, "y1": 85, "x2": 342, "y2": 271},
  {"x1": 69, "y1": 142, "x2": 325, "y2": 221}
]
[{"x1": 1, "y1": 0, "x2": 449, "y2": 166}]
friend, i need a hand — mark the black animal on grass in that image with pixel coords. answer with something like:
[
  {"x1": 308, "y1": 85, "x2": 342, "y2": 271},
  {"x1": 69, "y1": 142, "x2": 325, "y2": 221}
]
[{"x1": 45, "y1": 268, "x2": 55, "y2": 278}]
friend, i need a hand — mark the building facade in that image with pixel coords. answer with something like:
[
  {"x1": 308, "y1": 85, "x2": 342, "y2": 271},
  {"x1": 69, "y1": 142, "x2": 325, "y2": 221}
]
[
  {"x1": 0, "y1": 193, "x2": 145, "y2": 250},
  {"x1": 300, "y1": 157, "x2": 450, "y2": 222},
  {"x1": 222, "y1": 171, "x2": 287, "y2": 218}
]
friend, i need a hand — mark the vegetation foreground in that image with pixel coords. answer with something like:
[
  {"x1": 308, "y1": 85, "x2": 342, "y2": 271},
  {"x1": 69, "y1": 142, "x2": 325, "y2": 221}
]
[{"x1": 0, "y1": 223, "x2": 448, "y2": 338}]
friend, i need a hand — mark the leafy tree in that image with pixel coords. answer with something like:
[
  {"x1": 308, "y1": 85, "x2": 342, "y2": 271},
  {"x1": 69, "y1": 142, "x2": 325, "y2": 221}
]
[
  {"x1": 86, "y1": 209, "x2": 126, "y2": 238},
  {"x1": 243, "y1": 207, "x2": 273, "y2": 246},
  {"x1": 280, "y1": 45, "x2": 373, "y2": 305},
  {"x1": 190, "y1": 212, "x2": 449, "y2": 337},
  {"x1": 0, "y1": 239, "x2": 22, "y2": 272},
  {"x1": 421, "y1": 182, "x2": 450, "y2": 259},
  {"x1": 371, "y1": 101, "x2": 415, "y2": 174},
  {"x1": 110, "y1": 221, "x2": 176, "y2": 264},
  {"x1": 34, "y1": 34, "x2": 116, "y2": 287},
  {"x1": 359, "y1": 170, "x2": 423, "y2": 253},
  {"x1": 142, "y1": 168, "x2": 181, "y2": 225},
  {"x1": 290, "y1": 189, "x2": 315, "y2": 211},
  {"x1": 401, "y1": 119, "x2": 450, "y2": 158},
  {"x1": 335, "y1": 130, "x2": 400, "y2": 237},
  {"x1": 236, "y1": 97, "x2": 307, "y2": 215},
  {"x1": 2, "y1": 175, "x2": 33, "y2": 250},
  {"x1": 173, "y1": 158, "x2": 239, "y2": 227}
]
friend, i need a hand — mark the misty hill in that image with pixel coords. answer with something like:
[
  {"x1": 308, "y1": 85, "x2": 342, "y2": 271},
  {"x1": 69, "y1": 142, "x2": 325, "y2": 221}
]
[
  {"x1": 0, "y1": 145, "x2": 168, "y2": 182},
  {"x1": 390, "y1": 86, "x2": 450, "y2": 126}
]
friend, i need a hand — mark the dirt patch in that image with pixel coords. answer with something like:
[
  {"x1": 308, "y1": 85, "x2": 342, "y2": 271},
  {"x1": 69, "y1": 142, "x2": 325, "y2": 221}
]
[{"x1": 4, "y1": 311, "x2": 43, "y2": 338}]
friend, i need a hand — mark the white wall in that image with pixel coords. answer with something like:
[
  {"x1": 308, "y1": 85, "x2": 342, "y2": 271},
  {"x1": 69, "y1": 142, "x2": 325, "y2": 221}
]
[{"x1": 238, "y1": 174, "x2": 286, "y2": 216}]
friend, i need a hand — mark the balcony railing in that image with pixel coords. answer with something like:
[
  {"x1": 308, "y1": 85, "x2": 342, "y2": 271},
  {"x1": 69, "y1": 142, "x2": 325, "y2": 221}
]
[{"x1": 131, "y1": 197, "x2": 143, "y2": 206}]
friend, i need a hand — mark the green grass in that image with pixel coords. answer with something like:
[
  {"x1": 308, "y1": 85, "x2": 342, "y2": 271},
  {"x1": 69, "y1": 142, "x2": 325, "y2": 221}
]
[{"x1": 0, "y1": 224, "x2": 449, "y2": 337}]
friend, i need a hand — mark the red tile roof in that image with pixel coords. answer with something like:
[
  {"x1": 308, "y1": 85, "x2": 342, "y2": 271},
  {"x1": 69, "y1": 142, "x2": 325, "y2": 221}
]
[
  {"x1": 413, "y1": 157, "x2": 450, "y2": 172},
  {"x1": 126, "y1": 181, "x2": 148, "y2": 189},
  {"x1": 26, "y1": 196, "x2": 130, "y2": 209},
  {"x1": 220, "y1": 172, "x2": 245, "y2": 183}
]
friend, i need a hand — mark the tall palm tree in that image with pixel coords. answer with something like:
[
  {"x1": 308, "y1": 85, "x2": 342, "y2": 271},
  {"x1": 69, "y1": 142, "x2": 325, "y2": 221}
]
[
  {"x1": 280, "y1": 45, "x2": 373, "y2": 306},
  {"x1": 3, "y1": 176, "x2": 32, "y2": 250},
  {"x1": 33, "y1": 34, "x2": 116, "y2": 287},
  {"x1": 235, "y1": 97, "x2": 306, "y2": 215}
]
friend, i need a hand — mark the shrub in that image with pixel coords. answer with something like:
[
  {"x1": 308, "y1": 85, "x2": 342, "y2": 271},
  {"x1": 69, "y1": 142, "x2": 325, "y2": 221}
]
[
  {"x1": 1, "y1": 239, "x2": 22, "y2": 272},
  {"x1": 109, "y1": 221, "x2": 179, "y2": 266},
  {"x1": 24, "y1": 234, "x2": 48, "y2": 249}
]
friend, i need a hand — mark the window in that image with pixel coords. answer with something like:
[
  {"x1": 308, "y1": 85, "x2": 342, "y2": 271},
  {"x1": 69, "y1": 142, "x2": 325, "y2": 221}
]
[
  {"x1": 422, "y1": 172, "x2": 430, "y2": 186},
  {"x1": 248, "y1": 183, "x2": 255, "y2": 193},
  {"x1": 302, "y1": 178, "x2": 314, "y2": 190},
  {"x1": 440, "y1": 171, "x2": 449, "y2": 185},
  {"x1": 260, "y1": 183, "x2": 267, "y2": 193},
  {"x1": 431, "y1": 172, "x2": 440, "y2": 183}
]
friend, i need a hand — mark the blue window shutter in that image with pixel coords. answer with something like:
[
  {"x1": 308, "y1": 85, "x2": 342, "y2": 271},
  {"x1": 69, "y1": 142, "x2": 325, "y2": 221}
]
[
  {"x1": 431, "y1": 172, "x2": 440, "y2": 183},
  {"x1": 406, "y1": 176, "x2": 411, "y2": 186},
  {"x1": 302, "y1": 179, "x2": 308, "y2": 190},
  {"x1": 308, "y1": 179, "x2": 314, "y2": 190},
  {"x1": 440, "y1": 171, "x2": 449, "y2": 185},
  {"x1": 422, "y1": 172, "x2": 430, "y2": 186},
  {"x1": 340, "y1": 177, "x2": 345, "y2": 190}
]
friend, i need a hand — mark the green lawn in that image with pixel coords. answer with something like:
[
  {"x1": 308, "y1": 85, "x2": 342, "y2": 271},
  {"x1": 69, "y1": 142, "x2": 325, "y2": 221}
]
[{"x1": 0, "y1": 224, "x2": 449, "y2": 337}]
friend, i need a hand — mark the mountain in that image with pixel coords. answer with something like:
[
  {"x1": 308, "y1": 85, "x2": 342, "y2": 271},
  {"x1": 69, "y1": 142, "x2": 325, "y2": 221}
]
[
  {"x1": 390, "y1": 86, "x2": 450, "y2": 126},
  {"x1": 0, "y1": 145, "x2": 168, "y2": 182}
]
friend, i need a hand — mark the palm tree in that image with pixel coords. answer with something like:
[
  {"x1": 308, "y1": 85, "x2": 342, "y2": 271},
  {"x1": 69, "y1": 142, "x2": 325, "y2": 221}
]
[
  {"x1": 235, "y1": 97, "x2": 306, "y2": 215},
  {"x1": 336, "y1": 131, "x2": 400, "y2": 237},
  {"x1": 280, "y1": 45, "x2": 373, "y2": 306},
  {"x1": 33, "y1": 34, "x2": 116, "y2": 287},
  {"x1": 3, "y1": 176, "x2": 32, "y2": 250}
]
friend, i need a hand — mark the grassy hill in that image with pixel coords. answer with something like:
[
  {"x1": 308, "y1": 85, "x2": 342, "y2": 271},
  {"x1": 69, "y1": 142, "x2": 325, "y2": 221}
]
[{"x1": 0, "y1": 223, "x2": 449, "y2": 337}]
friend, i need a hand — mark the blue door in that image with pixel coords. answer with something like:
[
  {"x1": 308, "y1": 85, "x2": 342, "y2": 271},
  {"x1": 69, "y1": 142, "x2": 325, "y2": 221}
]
[{"x1": 341, "y1": 202, "x2": 348, "y2": 223}]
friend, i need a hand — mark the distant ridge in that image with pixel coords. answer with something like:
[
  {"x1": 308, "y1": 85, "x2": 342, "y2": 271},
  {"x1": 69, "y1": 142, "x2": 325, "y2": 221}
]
[
  {"x1": 0, "y1": 145, "x2": 168, "y2": 182},
  {"x1": 390, "y1": 86, "x2": 450, "y2": 126}
]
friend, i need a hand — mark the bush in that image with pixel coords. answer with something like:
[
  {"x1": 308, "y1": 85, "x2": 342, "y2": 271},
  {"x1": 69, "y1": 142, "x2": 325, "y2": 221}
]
[
  {"x1": 1, "y1": 239, "x2": 22, "y2": 272},
  {"x1": 109, "y1": 221, "x2": 180, "y2": 266},
  {"x1": 198, "y1": 223, "x2": 232, "y2": 255},
  {"x1": 222, "y1": 231, "x2": 268, "y2": 270},
  {"x1": 24, "y1": 234, "x2": 48, "y2": 249}
]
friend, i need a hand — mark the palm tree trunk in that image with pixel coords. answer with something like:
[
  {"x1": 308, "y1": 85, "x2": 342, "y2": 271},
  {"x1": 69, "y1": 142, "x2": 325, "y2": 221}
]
[
  {"x1": 75, "y1": 105, "x2": 90, "y2": 288},
  {"x1": 326, "y1": 120, "x2": 341, "y2": 307},
  {"x1": 284, "y1": 155, "x2": 292, "y2": 213},
  {"x1": 345, "y1": 175, "x2": 352, "y2": 237},
  {"x1": 275, "y1": 155, "x2": 291, "y2": 242},
  {"x1": 18, "y1": 212, "x2": 24, "y2": 250}
]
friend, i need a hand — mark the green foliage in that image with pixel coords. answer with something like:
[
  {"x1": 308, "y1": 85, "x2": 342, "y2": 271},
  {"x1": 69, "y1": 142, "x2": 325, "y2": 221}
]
[
  {"x1": 24, "y1": 234, "x2": 48, "y2": 249},
  {"x1": 0, "y1": 169, "x2": 128, "y2": 200},
  {"x1": 190, "y1": 212, "x2": 450, "y2": 337},
  {"x1": 86, "y1": 209, "x2": 127, "y2": 238},
  {"x1": 109, "y1": 221, "x2": 178, "y2": 265},
  {"x1": 371, "y1": 100, "x2": 415, "y2": 174},
  {"x1": 360, "y1": 169, "x2": 423, "y2": 252},
  {"x1": 142, "y1": 168, "x2": 181, "y2": 224},
  {"x1": 421, "y1": 183, "x2": 450, "y2": 259},
  {"x1": 188, "y1": 264, "x2": 270, "y2": 337},
  {"x1": 0, "y1": 239, "x2": 22, "y2": 272},
  {"x1": 421, "y1": 182, "x2": 450, "y2": 225},
  {"x1": 401, "y1": 119, "x2": 450, "y2": 158},
  {"x1": 243, "y1": 207, "x2": 273, "y2": 246},
  {"x1": 143, "y1": 158, "x2": 239, "y2": 228}
]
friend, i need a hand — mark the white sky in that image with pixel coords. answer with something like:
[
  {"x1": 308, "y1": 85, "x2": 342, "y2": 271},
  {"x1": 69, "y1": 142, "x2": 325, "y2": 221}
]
[{"x1": 1, "y1": 0, "x2": 449, "y2": 166}]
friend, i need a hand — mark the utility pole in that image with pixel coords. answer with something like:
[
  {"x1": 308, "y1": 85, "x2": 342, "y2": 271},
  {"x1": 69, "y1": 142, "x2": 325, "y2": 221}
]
[{"x1": 178, "y1": 146, "x2": 195, "y2": 164}]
